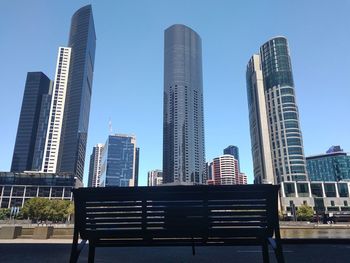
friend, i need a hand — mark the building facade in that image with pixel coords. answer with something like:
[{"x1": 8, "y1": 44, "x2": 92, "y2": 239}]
[
  {"x1": 236, "y1": 172, "x2": 248, "y2": 185},
  {"x1": 11, "y1": 72, "x2": 52, "y2": 172},
  {"x1": 307, "y1": 146, "x2": 350, "y2": 181},
  {"x1": 246, "y1": 55, "x2": 275, "y2": 184},
  {"x1": 99, "y1": 134, "x2": 138, "y2": 187},
  {"x1": 247, "y1": 37, "x2": 308, "y2": 184},
  {"x1": 88, "y1": 143, "x2": 104, "y2": 187},
  {"x1": 42, "y1": 47, "x2": 71, "y2": 173},
  {"x1": 57, "y1": 5, "x2": 96, "y2": 184},
  {"x1": 0, "y1": 172, "x2": 74, "y2": 208},
  {"x1": 163, "y1": 24, "x2": 206, "y2": 185},
  {"x1": 207, "y1": 155, "x2": 239, "y2": 185},
  {"x1": 280, "y1": 181, "x2": 350, "y2": 215},
  {"x1": 148, "y1": 170, "x2": 163, "y2": 186}
]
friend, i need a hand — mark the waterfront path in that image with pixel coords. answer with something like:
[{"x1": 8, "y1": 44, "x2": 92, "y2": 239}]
[{"x1": 1, "y1": 240, "x2": 350, "y2": 262}]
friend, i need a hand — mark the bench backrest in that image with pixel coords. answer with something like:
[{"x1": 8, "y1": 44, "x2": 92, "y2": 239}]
[{"x1": 73, "y1": 185, "x2": 280, "y2": 241}]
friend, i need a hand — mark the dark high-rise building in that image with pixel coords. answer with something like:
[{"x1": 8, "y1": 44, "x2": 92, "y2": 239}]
[
  {"x1": 223, "y1": 145, "x2": 240, "y2": 171},
  {"x1": 162, "y1": 24, "x2": 206, "y2": 185},
  {"x1": 57, "y1": 5, "x2": 96, "y2": 183},
  {"x1": 11, "y1": 72, "x2": 51, "y2": 172},
  {"x1": 32, "y1": 90, "x2": 52, "y2": 171}
]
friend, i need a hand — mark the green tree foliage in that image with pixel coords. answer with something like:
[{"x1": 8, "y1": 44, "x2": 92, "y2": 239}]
[
  {"x1": 296, "y1": 204, "x2": 314, "y2": 221},
  {"x1": 22, "y1": 198, "x2": 51, "y2": 222},
  {"x1": 0, "y1": 208, "x2": 11, "y2": 220},
  {"x1": 22, "y1": 198, "x2": 73, "y2": 223}
]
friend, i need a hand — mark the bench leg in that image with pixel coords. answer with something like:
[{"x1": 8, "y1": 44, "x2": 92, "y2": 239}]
[
  {"x1": 88, "y1": 242, "x2": 95, "y2": 263},
  {"x1": 69, "y1": 229, "x2": 79, "y2": 263},
  {"x1": 274, "y1": 240, "x2": 285, "y2": 263},
  {"x1": 262, "y1": 239, "x2": 270, "y2": 263}
]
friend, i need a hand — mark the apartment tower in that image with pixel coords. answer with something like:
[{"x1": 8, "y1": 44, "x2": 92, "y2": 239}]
[{"x1": 247, "y1": 37, "x2": 308, "y2": 184}]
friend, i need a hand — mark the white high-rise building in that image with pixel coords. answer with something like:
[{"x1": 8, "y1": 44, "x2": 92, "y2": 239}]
[
  {"x1": 246, "y1": 54, "x2": 275, "y2": 184},
  {"x1": 42, "y1": 47, "x2": 71, "y2": 173},
  {"x1": 88, "y1": 143, "x2": 104, "y2": 187}
]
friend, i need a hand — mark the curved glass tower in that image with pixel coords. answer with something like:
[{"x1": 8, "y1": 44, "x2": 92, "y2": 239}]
[
  {"x1": 163, "y1": 24, "x2": 206, "y2": 184},
  {"x1": 260, "y1": 37, "x2": 307, "y2": 182},
  {"x1": 57, "y1": 5, "x2": 96, "y2": 183}
]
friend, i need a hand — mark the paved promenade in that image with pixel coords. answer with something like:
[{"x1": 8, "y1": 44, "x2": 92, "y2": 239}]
[{"x1": 1, "y1": 240, "x2": 350, "y2": 262}]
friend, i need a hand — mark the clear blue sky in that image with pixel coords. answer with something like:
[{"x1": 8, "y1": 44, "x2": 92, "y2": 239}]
[{"x1": 1, "y1": 0, "x2": 349, "y2": 186}]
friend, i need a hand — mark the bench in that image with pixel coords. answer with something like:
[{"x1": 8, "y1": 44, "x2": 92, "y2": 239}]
[{"x1": 70, "y1": 184, "x2": 284, "y2": 263}]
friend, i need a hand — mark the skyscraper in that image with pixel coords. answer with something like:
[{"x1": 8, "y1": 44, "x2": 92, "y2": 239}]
[
  {"x1": 57, "y1": 5, "x2": 96, "y2": 184},
  {"x1": 11, "y1": 72, "x2": 51, "y2": 172},
  {"x1": 99, "y1": 134, "x2": 138, "y2": 187},
  {"x1": 42, "y1": 47, "x2": 71, "y2": 173},
  {"x1": 246, "y1": 55, "x2": 275, "y2": 184},
  {"x1": 88, "y1": 143, "x2": 104, "y2": 187},
  {"x1": 162, "y1": 24, "x2": 206, "y2": 185},
  {"x1": 247, "y1": 37, "x2": 308, "y2": 184},
  {"x1": 223, "y1": 145, "x2": 240, "y2": 171}
]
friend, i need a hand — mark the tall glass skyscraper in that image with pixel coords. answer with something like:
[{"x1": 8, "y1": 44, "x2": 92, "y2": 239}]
[
  {"x1": 57, "y1": 5, "x2": 96, "y2": 183},
  {"x1": 99, "y1": 134, "x2": 138, "y2": 187},
  {"x1": 163, "y1": 24, "x2": 206, "y2": 184},
  {"x1": 11, "y1": 72, "x2": 51, "y2": 172},
  {"x1": 247, "y1": 37, "x2": 308, "y2": 184}
]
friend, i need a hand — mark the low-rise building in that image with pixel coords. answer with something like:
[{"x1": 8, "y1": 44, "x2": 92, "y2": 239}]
[
  {"x1": 0, "y1": 171, "x2": 75, "y2": 208},
  {"x1": 280, "y1": 181, "x2": 350, "y2": 215}
]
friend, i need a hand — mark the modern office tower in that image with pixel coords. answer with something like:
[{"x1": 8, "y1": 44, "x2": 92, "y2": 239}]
[
  {"x1": 246, "y1": 55, "x2": 275, "y2": 184},
  {"x1": 163, "y1": 24, "x2": 206, "y2": 185},
  {"x1": 306, "y1": 146, "x2": 350, "y2": 181},
  {"x1": 247, "y1": 37, "x2": 308, "y2": 184},
  {"x1": 88, "y1": 143, "x2": 104, "y2": 187},
  {"x1": 223, "y1": 145, "x2": 240, "y2": 171},
  {"x1": 260, "y1": 37, "x2": 307, "y2": 183},
  {"x1": 148, "y1": 170, "x2": 163, "y2": 186},
  {"x1": 57, "y1": 5, "x2": 96, "y2": 184},
  {"x1": 11, "y1": 72, "x2": 51, "y2": 172},
  {"x1": 209, "y1": 155, "x2": 239, "y2": 185},
  {"x1": 99, "y1": 134, "x2": 138, "y2": 187},
  {"x1": 42, "y1": 47, "x2": 72, "y2": 173}
]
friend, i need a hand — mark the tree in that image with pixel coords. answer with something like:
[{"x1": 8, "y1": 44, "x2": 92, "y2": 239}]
[
  {"x1": 47, "y1": 200, "x2": 71, "y2": 222},
  {"x1": 296, "y1": 204, "x2": 314, "y2": 221},
  {"x1": 22, "y1": 198, "x2": 51, "y2": 223}
]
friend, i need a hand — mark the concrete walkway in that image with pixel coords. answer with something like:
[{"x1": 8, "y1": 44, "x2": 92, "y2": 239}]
[{"x1": 0, "y1": 240, "x2": 350, "y2": 262}]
